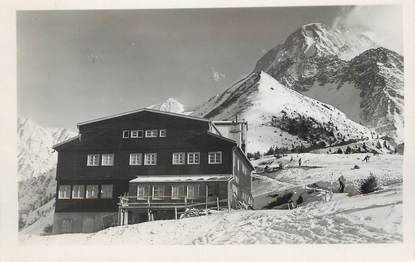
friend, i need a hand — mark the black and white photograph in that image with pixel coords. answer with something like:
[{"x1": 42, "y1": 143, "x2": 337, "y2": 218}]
[{"x1": 3, "y1": 0, "x2": 414, "y2": 260}]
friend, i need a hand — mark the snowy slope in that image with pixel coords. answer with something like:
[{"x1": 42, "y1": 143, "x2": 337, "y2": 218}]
[
  {"x1": 21, "y1": 191, "x2": 402, "y2": 244},
  {"x1": 18, "y1": 117, "x2": 77, "y2": 181},
  {"x1": 251, "y1": 153, "x2": 402, "y2": 199},
  {"x1": 193, "y1": 71, "x2": 372, "y2": 153},
  {"x1": 252, "y1": 23, "x2": 404, "y2": 143},
  {"x1": 19, "y1": 199, "x2": 55, "y2": 235},
  {"x1": 17, "y1": 117, "x2": 76, "y2": 232},
  {"x1": 147, "y1": 98, "x2": 185, "y2": 114},
  {"x1": 18, "y1": 168, "x2": 56, "y2": 215}
]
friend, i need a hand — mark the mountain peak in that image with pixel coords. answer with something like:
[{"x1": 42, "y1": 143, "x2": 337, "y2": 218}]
[
  {"x1": 147, "y1": 98, "x2": 185, "y2": 113},
  {"x1": 352, "y1": 47, "x2": 403, "y2": 63},
  {"x1": 300, "y1": 23, "x2": 329, "y2": 35}
]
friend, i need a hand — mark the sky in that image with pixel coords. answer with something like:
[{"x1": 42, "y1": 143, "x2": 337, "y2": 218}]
[{"x1": 17, "y1": 5, "x2": 403, "y2": 130}]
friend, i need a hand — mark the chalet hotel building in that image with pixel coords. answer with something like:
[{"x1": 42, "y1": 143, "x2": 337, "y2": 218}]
[{"x1": 52, "y1": 108, "x2": 253, "y2": 234}]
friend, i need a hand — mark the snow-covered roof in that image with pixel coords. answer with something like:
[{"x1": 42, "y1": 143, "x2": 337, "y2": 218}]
[
  {"x1": 129, "y1": 174, "x2": 232, "y2": 183},
  {"x1": 77, "y1": 108, "x2": 209, "y2": 127}
]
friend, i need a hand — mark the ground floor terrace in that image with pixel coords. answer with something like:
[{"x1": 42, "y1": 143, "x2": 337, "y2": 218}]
[{"x1": 119, "y1": 174, "x2": 236, "y2": 225}]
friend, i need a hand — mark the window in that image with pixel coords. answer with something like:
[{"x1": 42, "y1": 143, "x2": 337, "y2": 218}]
[
  {"x1": 137, "y1": 185, "x2": 150, "y2": 200},
  {"x1": 101, "y1": 185, "x2": 113, "y2": 199},
  {"x1": 159, "y1": 129, "x2": 167, "y2": 137},
  {"x1": 129, "y1": 153, "x2": 142, "y2": 166},
  {"x1": 130, "y1": 130, "x2": 143, "y2": 138},
  {"x1": 171, "y1": 185, "x2": 185, "y2": 199},
  {"x1": 131, "y1": 130, "x2": 143, "y2": 138},
  {"x1": 186, "y1": 185, "x2": 200, "y2": 199},
  {"x1": 187, "y1": 152, "x2": 200, "y2": 165},
  {"x1": 172, "y1": 152, "x2": 185, "y2": 165},
  {"x1": 137, "y1": 130, "x2": 144, "y2": 138},
  {"x1": 152, "y1": 185, "x2": 165, "y2": 200},
  {"x1": 101, "y1": 154, "x2": 114, "y2": 166},
  {"x1": 208, "y1": 151, "x2": 222, "y2": 164},
  {"x1": 122, "y1": 130, "x2": 130, "y2": 138},
  {"x1": 61, "y1": 219, "x2": 72, "y2": 233},
  {"x1": 86, "y1": 185, "x2": 99, "y2": 199},
  {"x1": 58, "y1": 185, "x2": 71, "y2": 199},
  {"x1": 87, "y1": 154, "x2": 100, "y2": 166},
  {"x1": 144, "y1": 153, "x2": 157, "y2": 165},
  {"x1": 145, "y1": 129, "x2": 158, "y2": 138},
  {"x1": 72, "y1": 185, "x2": 85, "y2": 199}
]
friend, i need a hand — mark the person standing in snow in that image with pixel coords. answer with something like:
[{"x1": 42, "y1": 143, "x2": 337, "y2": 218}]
[
  {"x1": 298, "y1": 158, "x2": 302, "y2": 167},
  {"x1": 362, "y1": 155, "x2": 370, "y2": 162},
  {"x1": 338, "y1": 175, "x2": 346, "y2": 193}
]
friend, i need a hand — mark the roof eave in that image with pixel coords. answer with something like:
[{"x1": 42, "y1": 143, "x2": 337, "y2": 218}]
[
  {"x1": 52, "y1": 135, "x2": 80, "y2": 150},
  {"x1": 77, "y1": 108, "x2": 210, "y2": 128}
]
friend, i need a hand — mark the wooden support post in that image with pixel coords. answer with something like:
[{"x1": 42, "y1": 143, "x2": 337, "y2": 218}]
[
  {"x1": 175, "y1": 207, "x2": 178, "y2": 220},
  {"x1": 205, "y1": 184, "x2": 208, "y2": 210},
  {"x1": 227, "y1": 181, "x2": 231, "y2": 212},
  {"x1": 118, "y1": 206, "x2": 122, "y2": 226},
  {"x1": 123, "y1": 211, "x2": 128, "y2": 225},
  {"x1": 216, "y1": 197, "x2": 219, "y2": 211},
  {"x1": 119, "y1": 208, "x2": 123, "y2": 226}
]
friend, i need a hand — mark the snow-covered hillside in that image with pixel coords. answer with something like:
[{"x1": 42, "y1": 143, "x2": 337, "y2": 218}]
[
  {"x1": 252, "y1": 23, "x2": 404, "y2": 143},
  {"x1": 18, "y1": 117, "x2": 77, "y2": 181},
  {"x1": 147, "y1": 98, "x2": 185, "y2": 114},
  {"x1": 193, "y1": 71, "x2": 372, "y2": 153},
  {"x1": 251, "y1": 153, "x2": 402, "y2": 207}
]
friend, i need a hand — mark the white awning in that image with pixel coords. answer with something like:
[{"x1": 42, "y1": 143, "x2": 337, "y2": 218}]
[{"x1": 129, "y1": 174, "x2": 232, "y2": 183}]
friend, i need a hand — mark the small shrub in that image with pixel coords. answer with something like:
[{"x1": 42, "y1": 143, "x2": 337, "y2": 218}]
[
  {"x1": 263, "y1": 192, "x2": 294, "y2": 209},
  {"x1": 43, "y1": 224, "x2": 53, "y2": 234},
  {"x1": 345, "y1": 146, "x2": 352, "y2": 154},
  {"x1": 359, "y1": 174, "x2": 379, "y2": 194},
  {"x1": 351, "y1": 164, "x2": 360, "y2": 170}
]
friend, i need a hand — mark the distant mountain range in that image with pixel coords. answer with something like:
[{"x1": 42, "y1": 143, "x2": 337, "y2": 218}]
[
  {"x1": 17, "y1": 117, "x2": 77, "y2": 181},
  {"x1": 252, "y1": 23, "x2": 404, "y2": 144},
  {"x1": 192, "y1": 23, "x2": 404, "y2": 150}
]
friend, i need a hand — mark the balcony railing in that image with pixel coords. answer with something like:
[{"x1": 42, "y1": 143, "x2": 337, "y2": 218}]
[{"x1": 118, "y1": 194, "x2": 227, "y2": 210}]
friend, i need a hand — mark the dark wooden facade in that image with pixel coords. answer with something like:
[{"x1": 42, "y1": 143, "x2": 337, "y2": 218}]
[{"x1": 52, "y1": 109, "x2": 253, "y2": 233}]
